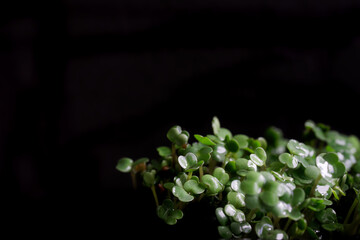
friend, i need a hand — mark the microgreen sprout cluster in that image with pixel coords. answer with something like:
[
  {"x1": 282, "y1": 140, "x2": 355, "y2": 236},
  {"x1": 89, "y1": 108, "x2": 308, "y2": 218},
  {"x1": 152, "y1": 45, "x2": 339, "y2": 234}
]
[{"x1": 117, "y1": 117, "x2": 360, "y2": 239}]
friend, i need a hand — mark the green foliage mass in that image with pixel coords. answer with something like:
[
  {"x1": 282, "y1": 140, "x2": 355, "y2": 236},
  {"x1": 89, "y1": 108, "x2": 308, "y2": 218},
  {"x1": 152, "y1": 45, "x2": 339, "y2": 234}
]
[{"x1": 117, "y1": 118, "x2": 360, "y2": 239}]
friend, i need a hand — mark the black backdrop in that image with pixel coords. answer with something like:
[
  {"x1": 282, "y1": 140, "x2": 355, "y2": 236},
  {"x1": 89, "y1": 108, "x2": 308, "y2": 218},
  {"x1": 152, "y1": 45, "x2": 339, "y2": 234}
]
[{"x1": 2, "y1": 0, "x2": 360, "y2": 238}]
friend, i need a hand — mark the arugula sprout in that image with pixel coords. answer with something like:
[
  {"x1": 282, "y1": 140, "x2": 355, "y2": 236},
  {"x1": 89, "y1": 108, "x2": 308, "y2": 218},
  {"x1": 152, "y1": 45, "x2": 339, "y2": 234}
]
[{"x1": 116, "y1": 117, "x2": 360, "y2": 239}]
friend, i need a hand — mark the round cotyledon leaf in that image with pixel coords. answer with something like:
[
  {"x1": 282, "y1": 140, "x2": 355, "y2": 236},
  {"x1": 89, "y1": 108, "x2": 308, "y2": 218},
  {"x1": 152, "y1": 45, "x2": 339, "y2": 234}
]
[
  {"x1": 215, "y1": 207, "x2": 229, "y2": 226},
  {"x1": 178, "y1": 152, "x2": 198, "y2": 170},
  {"x1": 227, "y1": 192, "x2": 246, "y2": 209},
  {"x1": 241, "y1": 180, "x2": 261, "y2": 195},
  {"x1": 183, "y1": 179, "x2": 205, "y2": 195},
  {"x1": 279, "y1": 153, "x2": 298, "y2": 169},
  {"x1": 172, "y1": 186, "x2": 194, "y2": 202},
  {"x1": 213, "y1": 167, "x2": 230, "y2": 185},
  {"x1": 116, "y1": 157, "x2": 133, "y2": 173},
  {"x1": 260, "y1": 191, "x2": 279, "y2": 207},
  {"x1": 201, "y1": 174, "x2": 223, "y2": 194},
  {"x1": 218, "y1": 226, "x2": 232, "y2": 240}
]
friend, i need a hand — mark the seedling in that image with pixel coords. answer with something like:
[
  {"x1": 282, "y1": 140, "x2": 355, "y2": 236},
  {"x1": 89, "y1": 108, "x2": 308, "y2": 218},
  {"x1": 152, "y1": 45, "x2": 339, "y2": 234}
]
[{"x1": 117, "y1": 117, "x2": 360, "y2": 239}]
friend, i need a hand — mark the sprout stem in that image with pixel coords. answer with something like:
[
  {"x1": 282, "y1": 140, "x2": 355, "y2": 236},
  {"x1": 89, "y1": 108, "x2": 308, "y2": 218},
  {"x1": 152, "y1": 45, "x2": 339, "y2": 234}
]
[
  {"x1": 344, "y1": 197, "x2": 359, "y2": 225},
  {"x1": 187, "y1": 171, "x2": 193, "y2": 180},
  {"x1": 151, "y1": 185, "x2": 159, "y2": 207},
  {"x1": 209, "y1": 157, "x2": 217, "y2": 174},
  {"x1": 246, "y1": 208, "x2": 257, "y2": 222},
  {"x1": 283, "y1": 218, "x2": 292, "y2": 232},
  {"x1": 310, "y1": 174, "x2": 322, "y2": 197},
  {"x1": 199, "y1": 165, "x2": 203, "y2": 181},
  {"x1": 131, "y1": 170, "x2": 137, "y2": 189}
]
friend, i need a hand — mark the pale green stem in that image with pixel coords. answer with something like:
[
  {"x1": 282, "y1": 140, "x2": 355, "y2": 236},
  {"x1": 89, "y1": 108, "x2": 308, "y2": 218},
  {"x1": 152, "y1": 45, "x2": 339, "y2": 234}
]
[
  {"x1": 344, "y1": 197, "x2": 359, "y2": 225},
  {"x1": 130, "y1": 170, "x2": 137, "y2": 189},
  {"x1": 283, "y1": 218, "x2": 292, "y2": 232},
  {"x1": 151, "y1": 185, "x2": 159, "y2": 207},
  {"x1": 246, "y1": 208, "x2": 257, "y2": 222},
  {"x1": 187, "y1": 171, "x2": 193, "y2": 180},
  {"x1": 310, "y1": 174, "x2": 322, "y2": 197},
  {"x1": 199, "y1": 165, "x2": 203, "y2": 181}
]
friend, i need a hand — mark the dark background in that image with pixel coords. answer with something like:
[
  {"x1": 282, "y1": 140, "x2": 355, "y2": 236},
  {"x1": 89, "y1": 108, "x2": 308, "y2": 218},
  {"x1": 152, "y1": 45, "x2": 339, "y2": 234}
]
[{"x1": 1, "y1": 0, "x2": 360, "y2": 238}]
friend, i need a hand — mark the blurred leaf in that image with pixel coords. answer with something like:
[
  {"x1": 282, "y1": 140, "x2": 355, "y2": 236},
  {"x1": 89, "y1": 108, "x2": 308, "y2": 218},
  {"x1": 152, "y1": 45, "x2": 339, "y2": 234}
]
[
  {"x1": 156, "y1": 147, "x2": 172, "y2": 157},
  {"x1": 116, "y1": 157, "x2": 133, "y2": 173},
  {"x1": 218, "y1": 226, "x2": 232, "y2": 239}
]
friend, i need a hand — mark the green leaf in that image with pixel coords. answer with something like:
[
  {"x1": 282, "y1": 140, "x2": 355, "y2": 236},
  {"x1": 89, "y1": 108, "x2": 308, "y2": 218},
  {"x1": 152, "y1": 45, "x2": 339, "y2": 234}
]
[
  {"x1": 226, "y1": 139, "x2": 240, "y2": 152},
  {"x1": 233, "y1": 134, "x2": 249, "y2": 149},
  {"x1": 156, "y1": 146, "x2": 172, "y2": 157},
  {"x1": 172, "y1": 186, "x2": 194, "y2": 202},
  {"x1": 230, "y1": 180, "x2": 241, "y2": 192},
  {"x1": 224, "y1": 204, "x2": 237, "y2": 217},
  {"x1": 212, "y1": 116, "x2": 220, "y2": 135},
  {"x1": 194, "y1": 134, "x2": 216, "y2": 146},
  {"x1": 218, "y1": 226, "x2": 232, "y2": 240},
  {"x1": 321, "y1": 223, "x2": 343, "y2": 232},
  {"x1": 255, "y1": 216, "x2": 273, "y2": 239},
  {"x1": 247, "y1": 171, "x2": 266, "y2": 187},
  {"x1": 307, "y1": 198, "x2": 332, "y2": 212},
  {"x1": 217, "y1": 128, "x2": 232, "y2": 141},
  {"x1": 264, "y1": 229, "x2": 289, "y2": 240},
  {"x1": 230, "y1": 222, "x2": 242, "y2": 236},
  {"x1": 215, "y1": 207, "x2": 229, "y2": 226},
  {"x1": 304, "y1": 166, "x2": 320, "y2": 180},
  {"x1": 164, "y1": 182, "x2": 174, "y2": 190},
  {"x1": 260, "y1": 191, "x2": 279, "y2": 207},
  {"x1": 157, "y1": 199, "x2": 183, "y2": 225},
  {"x1": 116, "y1": 157, "x2": 133, "y2": 173},
  {"x1": 250, "y1": 147, "x2": 266, "y2": 167},
  {"x1": 132, "y1": 157, "x2": 149, "y2": 167},
  {"x1": 240, "y1": 222, "x2": 252, "y2": 234},
  {"x1": 212, "y1": 144, "x2": 227, "y2": 162},
  {"x1": 213, "y1": 167, "x2": 230, "y2": 185},
  {"x1": 279, "y1": 153, "x2": 298, "y2": 168},
  {"x1": 245, "y1": 195, "x2": 261, "y2": 209},
  {"x1": 233, "y1": 210, "x2": 246, "y2": 223},
  {"x1": 292, "y1": 188, "x2": 305, "y2": 207},
  {"x1": 288, "y1": 208, "x2": 303, "y2": 221},
  {"x1": 235, "y1": 158, "x2": 257, "y2": 175},
  {"x1": 241, "y1": 180, "x2": 261, "y2": 195},
  {"x1": 167, "y1": 126, "x2": 182, "y2": 142},
  {"x1": 287, "y1": 139, "x2": 314, "y2": 157},
  {"x1": 143, "y1": 170, "x2": 156, "y2": 187},
  {"x1": 227, "y1": 192, "x2": 246, "y2": 209},
  {"x1": 316, "y1": 153, "x2": 346, "y2": 179},
  {"x1": 315, "y1": 208, "x2": 337, "y2": 224},
  {"x1": 201, "y1": 174, "x2": 223, "y2": 195},
  {"x1": 183, "y1": 179, "x2": 205, "y2": 195},
  {"x1": 178, "y1": 152, "x2": 198, "y2": 170}
]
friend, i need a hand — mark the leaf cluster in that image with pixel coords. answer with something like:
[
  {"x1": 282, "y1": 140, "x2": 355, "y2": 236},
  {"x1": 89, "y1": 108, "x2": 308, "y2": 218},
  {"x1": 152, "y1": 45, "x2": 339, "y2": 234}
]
[{"x1": 116, "y1": 117, "x2": 360, "y2": 239}]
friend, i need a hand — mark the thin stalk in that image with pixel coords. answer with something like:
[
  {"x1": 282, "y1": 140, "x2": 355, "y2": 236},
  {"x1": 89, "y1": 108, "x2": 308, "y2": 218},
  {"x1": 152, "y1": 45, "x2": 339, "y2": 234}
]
[
  {"x1": 283, "y1": 218, "x2": 292, "y2": 232},
  {"x1": 209, "y1": 157, "x2": 217, "y2": 174},
  {"x1": 130, "y1": 170, "x2": 137, "y2": 189},
  {"x1": 171, "y1": 143, "x2": 178, "y2": 170},
  {"x1": 151, "y1": 185, "x2": 159, "y2": 207},
  {"x1": 344, "y1": 197, "x2": 359, "y2": 224},
  {"x1": 199, "y1": 165, "x2": 204, "y2": 181},
  {"x1": 310, "y1": 174, "x2": 322, "y2": 197},
  {"x1": 246, "y1": 208, "x2": 257, "y2": 222},
  {"x1": 187, "y1": 171, "x2": 193, "y2": 180}
]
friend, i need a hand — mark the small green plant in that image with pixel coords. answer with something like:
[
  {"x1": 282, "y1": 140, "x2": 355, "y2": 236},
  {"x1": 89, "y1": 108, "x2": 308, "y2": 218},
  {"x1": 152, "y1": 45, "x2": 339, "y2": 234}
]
[{"x1": 116, "y1": 117, "x2": 360, "y2": 239}]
